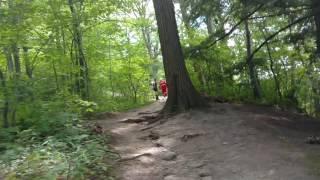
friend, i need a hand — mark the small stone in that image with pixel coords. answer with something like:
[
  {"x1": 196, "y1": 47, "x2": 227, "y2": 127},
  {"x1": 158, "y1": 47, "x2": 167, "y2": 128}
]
[
  {"x1": 164, "y1": 175, "x2": 193, "y2": 180},
  {"x1": 199, "y1": 168, "x2": 211, "y2": 177},
  {"x1": 189, "y1": 161, "x2": 205, "y2": 168},
  {"x1": 222, "y1": 142, "x2": 229, "y2": 145},
  {"x1": 201, "y1": 176, "x2": 213, "y2": 180},
  {"x1": 161, "y1": 151, "x2": 177, "y2": 161},
  {"x1": 164, "y1": 175, "x2": 177, "y2": 180},
  {"x1": 268, "y1": 169, "x2": 275, "y2": 176},
  {"x1": 155, "y1": 142, "x2": 163, "y2": 147},
  {"x1": 231, "y1": 169, "x2": 237, "y2": 173}
]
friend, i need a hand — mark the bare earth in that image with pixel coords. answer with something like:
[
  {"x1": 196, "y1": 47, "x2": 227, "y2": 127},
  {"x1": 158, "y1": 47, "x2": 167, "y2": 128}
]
[{"x1": 98, "y1": 101, "x2": 320, "y2": 180}]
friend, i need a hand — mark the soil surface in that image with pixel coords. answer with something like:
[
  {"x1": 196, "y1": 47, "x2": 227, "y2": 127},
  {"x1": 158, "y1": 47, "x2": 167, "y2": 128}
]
[{"x1": 98, "y1": 101, "x2": 320, "y2": 180}]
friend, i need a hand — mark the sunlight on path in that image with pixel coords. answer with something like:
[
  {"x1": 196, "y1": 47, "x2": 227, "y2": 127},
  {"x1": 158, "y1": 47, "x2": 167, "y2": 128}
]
[{"x1": 100, "y1": 102, "x2": 320, "y2": 180}]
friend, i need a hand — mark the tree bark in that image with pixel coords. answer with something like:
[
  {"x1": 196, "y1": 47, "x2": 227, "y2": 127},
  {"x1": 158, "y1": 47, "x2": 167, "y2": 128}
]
[
  {"x1": 23, "y1": 47, "x2": 33, "y2": 79},
  {"x1": 12, "y1": 44, "x2": 21, "y2": 77},
  {"x1": 312, "y1": 0, "x2": 320, "y2": 57},
  {"x1": 244, "y1": 19, "x2": 261, "y2": 99},
  {"x1": 266, "y1": 41, "x2": 282, "y2": 101},
  {"x1": 0, "y1": 69, "x2": 9, "y2": 128},
  {"x1": 205, "y1": 15, "x2": 214, "y2": 35},
  {"x1": 311, "y1": 0, "x2": 320, "y2": 115},
  {"x1": 68, "y1": 0, "x2": 89, "y2": 100},
  {"x1": 3, "y1": 47, "x2": 14, "y2": 74},
  {"x1": 153, "y1": 0, "x2": 206, "y2": 113}
]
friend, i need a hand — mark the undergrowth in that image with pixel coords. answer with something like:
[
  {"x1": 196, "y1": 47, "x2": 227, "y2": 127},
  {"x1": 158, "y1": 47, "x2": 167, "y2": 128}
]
[{"x1": 0, "y1": 94, "x2": 119, "y2": 180}]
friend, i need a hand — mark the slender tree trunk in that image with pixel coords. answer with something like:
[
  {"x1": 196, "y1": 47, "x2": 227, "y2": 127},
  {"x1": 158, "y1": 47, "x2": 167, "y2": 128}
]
[
  {"x1": 11, "y1": 44, "x2": 20, "y2": 126},
  {"x1": 68, "y1": 0, "x2": 89, "y2": 100},
  {"x1": 179, "y1": 0, "x2": 207, "y2": 92},
  {"x1": 310, "y1": 0, "x2": 320, "y2": 115},
  {"x1": 178, "y1": 0, "x2": 190, "y2": 32},
  {"x1": 266, "y1": 42, "x2": 282, "y2": 101},
  {"x1": 12, "y1": 44, "x2": 21, "y2": 77},
  {"x1": 205, "y1": 15, "x2": 214, "y2": 35},
  {"x1": 23, "y1": 47, "x2": 33, "y2": 79},
  {"x1": 244, "y1": 19, "x2": 261, "y2": 99},
  {"x1": 0, "y1": 69, "x2": 9, "y2": 128},
  {"x1": 312, "y1": 0, "x2": 320, "y2": 57},
  {"x1": 2, "y1": 48, "x2": 12, "y2": 127},
  {"x1": 153, "y1": 0, "x2": 206, "y2": 113},
  {"x1": 52, "y1": 60, "x2": 59, "y2": 91},
  {"x1": 4, "y1": 48, "x2": 14, "y2": 75},
  {"x1": 140, "y1": 19, "x2": 159, "y2": 80},
  {"x1": 192, "y1": 62, "x2": 207, "y2": 93}
]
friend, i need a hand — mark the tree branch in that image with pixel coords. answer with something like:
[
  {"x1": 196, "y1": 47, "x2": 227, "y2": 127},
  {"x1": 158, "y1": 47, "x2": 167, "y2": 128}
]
[
  {"x1": 198, "y1": 4, "x2": 263, "y2": 49},
  {"x1": 249, "y1": 14, "x2": 313, "y2": 60}
]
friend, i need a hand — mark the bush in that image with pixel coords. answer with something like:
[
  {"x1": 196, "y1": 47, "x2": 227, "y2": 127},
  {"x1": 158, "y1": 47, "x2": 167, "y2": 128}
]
[{"x1": 0, "y1": 95, "x2": 116, "y2": 180}]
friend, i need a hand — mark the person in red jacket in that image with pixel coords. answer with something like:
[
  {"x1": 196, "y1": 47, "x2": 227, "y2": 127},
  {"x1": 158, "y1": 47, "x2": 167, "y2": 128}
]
[{"x1": 159, "y1": 80, "x2": 168, "y2": 97}]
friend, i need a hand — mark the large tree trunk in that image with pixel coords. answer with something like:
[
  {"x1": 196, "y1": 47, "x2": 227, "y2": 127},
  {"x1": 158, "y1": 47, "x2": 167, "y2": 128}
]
[
  {"x1": 153, "y1": 0, "x2": 206, "y2": 113},
  {"x1": 244, "y1": 19, "x2": 261, "y2": 99}
]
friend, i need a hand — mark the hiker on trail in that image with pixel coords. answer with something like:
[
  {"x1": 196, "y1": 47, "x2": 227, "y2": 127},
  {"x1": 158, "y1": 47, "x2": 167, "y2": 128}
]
[
  {"x1": 152, "y1": 79, "x2": 159, "y2": 100},
  {"x1": 159, "y1": 80, "x2": 168, "y2": 97}
]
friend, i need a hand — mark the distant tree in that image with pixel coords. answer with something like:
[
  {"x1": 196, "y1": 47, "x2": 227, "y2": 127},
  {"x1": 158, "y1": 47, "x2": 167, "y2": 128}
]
[
  {"x1": 68, "y1": 0, "x2": 89, "y2": 100},
  {"x1": 243, "y1": 1, "x2": 262, "y2": 99},
  {"x1": 312, "y1": 0, "x2": 320, "y2": 57}
]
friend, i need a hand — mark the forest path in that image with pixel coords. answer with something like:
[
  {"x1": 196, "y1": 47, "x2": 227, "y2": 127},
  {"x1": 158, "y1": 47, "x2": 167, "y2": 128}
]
[{"x1": 98, "y1": 101, "x2": 320, "y2": 180}]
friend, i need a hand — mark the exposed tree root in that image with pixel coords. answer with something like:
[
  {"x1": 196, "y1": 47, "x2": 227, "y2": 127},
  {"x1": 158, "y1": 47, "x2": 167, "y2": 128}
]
[
  {"x1": 139, "y1": 112, "x2": 179, "y2": 131},
  {"x1": 120, "y1": 115, "x2": 158, "y2": 124},
  {"x1": 139, "y1": 131, "x2": 160, "y2": 140},
  {"x1": 181, "y1": 133, "x2": 204, "y2": 142},
  {"x1": 117, "y1": 153, "x2": 152, "y2": 162},
  {"x1": 137, "y1": 110, "x2": 160, "y2": 115}
]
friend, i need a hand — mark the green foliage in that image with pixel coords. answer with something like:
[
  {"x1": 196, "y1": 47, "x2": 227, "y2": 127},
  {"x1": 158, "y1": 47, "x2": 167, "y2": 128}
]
[
  {"x1": 0, "y1": 94, "x2": 117, "y2": 179},
  {"x1": 0, "y1": 0, "x2": 320, "y2": 178},
  {"x1": 181, "y1": 0, "x2": 320, "y2": 116},
  {"x1": 0, "y1": 0, "x2": 157, "y2": 178},
  {"x1": 1, "y1": 129, "x2": 115, "y2": 180}
]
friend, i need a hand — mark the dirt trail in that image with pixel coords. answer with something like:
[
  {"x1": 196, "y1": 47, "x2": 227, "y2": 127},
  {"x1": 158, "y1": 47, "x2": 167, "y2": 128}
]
[{"x1": 98, "y1": 102, "x2": 320, "y2": 180}]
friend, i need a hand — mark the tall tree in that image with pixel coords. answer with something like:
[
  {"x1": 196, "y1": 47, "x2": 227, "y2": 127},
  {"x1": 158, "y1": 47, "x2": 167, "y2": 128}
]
[
  {"x1": 0, "y1": 67, "x2": 9, "y2": 128},
  {"x1": 133, "y1": 0, "x2": 160, "y2": 80},
  {"x1": 311, "y1": 0, "x2": 320, "y2": 115},
  {"x1": 312, "y1": 0, "x2": 320, "y2": 57},
  {"x1": 152, "y1": 0, "x2": 206, "y2": 113},
  {"x1": 68, "y1": 0, "x2": 89, "y2": 100},
  {"x1": 244, "y1": 19, "x2": 261, "y2": 99},
  {"x1": 243, "y1": 1, "x2": 262, "y2": 99}
]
